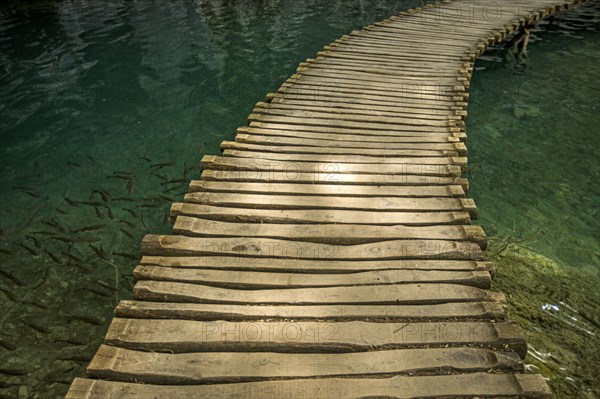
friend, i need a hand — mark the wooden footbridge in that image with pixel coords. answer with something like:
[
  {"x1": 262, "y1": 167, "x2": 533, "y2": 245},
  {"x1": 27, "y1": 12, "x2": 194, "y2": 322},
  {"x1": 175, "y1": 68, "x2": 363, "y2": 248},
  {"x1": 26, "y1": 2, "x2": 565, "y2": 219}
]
[{"x1": 67, "y1": 0, "x2": 586, "y2": 397}]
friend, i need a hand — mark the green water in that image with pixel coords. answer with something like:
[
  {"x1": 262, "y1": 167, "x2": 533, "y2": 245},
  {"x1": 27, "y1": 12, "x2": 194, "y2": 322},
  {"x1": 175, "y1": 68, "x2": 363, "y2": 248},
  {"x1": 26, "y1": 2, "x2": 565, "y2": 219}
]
[{"x1": 0, "y1": 1, "x2": 599, "y2": 398}]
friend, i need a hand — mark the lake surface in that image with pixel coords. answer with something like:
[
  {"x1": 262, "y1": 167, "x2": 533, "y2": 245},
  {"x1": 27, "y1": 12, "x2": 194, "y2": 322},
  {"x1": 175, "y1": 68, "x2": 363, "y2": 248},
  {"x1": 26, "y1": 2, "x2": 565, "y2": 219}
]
[{"x1": 0, "y1": 1, "x2": 598, "y2": 397}]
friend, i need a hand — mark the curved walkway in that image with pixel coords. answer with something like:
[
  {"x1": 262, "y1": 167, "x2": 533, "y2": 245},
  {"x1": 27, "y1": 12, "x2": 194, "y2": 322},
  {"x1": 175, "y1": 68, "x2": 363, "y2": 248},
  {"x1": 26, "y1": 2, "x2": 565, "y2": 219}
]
[{"x1": 67, "y1": 0, "x2": 589, "y2": 397}]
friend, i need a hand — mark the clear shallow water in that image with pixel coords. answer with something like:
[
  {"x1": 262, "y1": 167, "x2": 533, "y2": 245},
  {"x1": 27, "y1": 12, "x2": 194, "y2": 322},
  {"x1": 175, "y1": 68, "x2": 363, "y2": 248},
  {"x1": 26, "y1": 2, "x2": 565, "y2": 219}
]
[{"x1": 0, "y1": 1, "x2": 598, "y2": 398}]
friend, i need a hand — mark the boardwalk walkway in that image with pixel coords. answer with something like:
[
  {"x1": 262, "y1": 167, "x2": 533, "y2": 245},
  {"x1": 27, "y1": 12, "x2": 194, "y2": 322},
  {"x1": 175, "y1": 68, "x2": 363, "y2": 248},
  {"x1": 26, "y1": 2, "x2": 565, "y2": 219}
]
[{"x1": 67, "y1": 0, "x2": 587, "y2": 397}]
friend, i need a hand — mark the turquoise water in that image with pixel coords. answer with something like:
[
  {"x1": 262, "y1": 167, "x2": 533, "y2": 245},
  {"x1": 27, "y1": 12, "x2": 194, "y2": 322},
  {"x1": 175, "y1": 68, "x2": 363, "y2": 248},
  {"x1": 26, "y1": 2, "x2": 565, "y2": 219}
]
[{"x1": 0, "y1": 0, "x2": 599, "y2": 397}]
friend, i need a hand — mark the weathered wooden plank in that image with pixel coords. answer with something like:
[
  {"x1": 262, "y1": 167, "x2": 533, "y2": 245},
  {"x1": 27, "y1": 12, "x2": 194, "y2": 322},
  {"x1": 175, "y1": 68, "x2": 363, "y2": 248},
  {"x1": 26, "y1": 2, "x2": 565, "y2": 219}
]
[
  {"x1": 115, "y1": 300, "x2": 506, "y2": 321},
  {"x1": 141, "y1": 235, "x2": 484, "y2": 260},
  {"x1": 67, "y1": 373, "x2": 551, "y2": 398},
  {"x1": 253, "y1": 104, "x2": 456, "y2": 125},
  {"x1": 267, "y1": 97, "x2": 456, "y2": 117},
  {"x1": 172, "y1": 217, "x2": 487, "y2": 247},
  {"x1": 236, "y1": 133, "x2": 459, "y2": 146},
  {"x1": 298, "y1": 61, "x2": 461, "y2": 77},
  {"x1": 139, "y1": 255, "x2": 493, "y2": 273},
  {"x1": 185, "y1": 191, "x2": 477, "y2": 218},
  {"x1": 201, "y1": 156, "x2": 464, "y2": 177},
  {"x1": 134, "y1": 281, "x2": 501, "y2": 305},
  {"x1": 171, "y1": 203, "x2": 471, "y2": 226},
  {"x1": 87, "y1": 345, "x2": 521, "y2": 384},
  {"x1": 223, "y1": 150, "x2": 467, "y2": 172},
  {"x1": 188, "y1": 181, "x2": 464, "y2": 197},
  {"x1": 201, "y1": 169, "x2": 470, "y2": 192},
  {"x1": 249, "y1": 113, "x2": 457, "y2": 133},
  {"x1": 226, "y1": 141, "x2": 460, "y2": 159},
  {"x1": 134, "y1": 265, "x2": 491, "y2": 288},
  {"x1": 295, "y1": 67, "x2": 459, "y2": 86},
  {"x1": 104, "y1": 318, "x2": 526, "y2": 356},
  {"x1": 315, "y1": 50, "x2": 465, "y2": 71}
]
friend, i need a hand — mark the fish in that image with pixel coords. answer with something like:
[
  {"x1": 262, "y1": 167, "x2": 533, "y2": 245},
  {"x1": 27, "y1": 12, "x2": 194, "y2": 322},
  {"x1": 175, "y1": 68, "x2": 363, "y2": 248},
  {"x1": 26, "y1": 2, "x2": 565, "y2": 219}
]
[
  {"x1": 0, "y1": 268, "x2": 26, "y2": 286},
  {"x1": 92, "y1": 189, "x2": 110, "y2": 202},
  {"x1": 20, "y1": 243, "x2": 39, "y2": 256},
  {"x1": 41, "y1": 220, "x2": 68, "y2": 234},
  {"x1": 67, "y1": 162, "x2": 82, "y2": 168},
  {"x1": 0, "y1": 286, "x2": 18, "y2": 301},
  {"x1": 74, "y1": 224, "x2": 106, "y2": 233},
  {"x1": 119, "y1": 220, "x2": 135, "y2": 229},
  {"x1": 0, "y1": 340, "x2": 16, "y2": 351},
  {"x1": 123, "y1": 208, "x2": 138, "y2": 218},
  {"x1": 127, "y1": 179, "x2": 134, "y2": 195},
  {"x1": 108, "y1": 175, "x2": 132, "y2": 181},
  {"x1": 151, "y1": 172, "x2": 168, "y2": 181},
  {"x1": 113, "y1": 197, "x2": 137, "y2": 202},
  {"x1": 64, "y1": 197, "x2": 80, "y2": 207},
  {"x1": 94, "y1": 207, "x2": 104, "y2": 219},
  {"x1": 55, "y1": 207, "x2": 67, "y2": 215},
  {"x1": 120, "y1": 228, "x2": 134, "y2": 239},
  {"x1": 25, "y1": 235, "x2": 41, "y2": 248},
  {"x1": 164, "y1": 183, "x2": 185, "y2": 193},
  {"x1": 44, "y1": 249, "x2": 62, "y2": 264},
  {"x1": 0, "y1": 227, "x2": 4, "y2": 236},
  {"x1": 159, "y1": 194, "x2": 175, "y2": 202},
  {"x1": 87, "y1": 155, "x2": 97, "y2": 163},
  {"x1": 22, "y1": 319, "x2": 50, "y2": 334},
  {"x1": 0, "y1": 367, "x2": 27, "y2": 376},
  {"x1": 151, "y1": 162, "x2": 175, "y2": 170},
  {"x1": 89, "y1": 244, "x2": 109, "y2": 261},
  {"x1": 138, "y1": 156, "x2": 152, "y2": 163},
  {"x1": 106, "y1": 207, "x2": 114, "y2": 219},
  {"x1": 114, "y1": 252, "x2": 138, "y2": 260},
  {"x1": 161, "y1": 178, "x2": 187, "y2": 186},
  {"x1": 63, "y1": 251, "x2": 85, "y2": 263},
  {"x1": 65, "y1": 314, "x2": 104, "y2": 325},
  {"x1": 140, "y1": 203, "x2": 159, "y2": 208}
]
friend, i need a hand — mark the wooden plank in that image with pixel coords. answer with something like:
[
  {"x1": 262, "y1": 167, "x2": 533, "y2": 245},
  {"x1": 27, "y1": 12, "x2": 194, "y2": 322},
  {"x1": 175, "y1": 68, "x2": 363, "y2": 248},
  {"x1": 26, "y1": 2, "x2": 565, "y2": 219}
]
[
  {"x1": 226, "y1": 139, "x2": 460, "y2": 157},
  {"x1": 298, "y1": 61, "x2": 460, "y2": 77},
  {"x1": 222, "y1": 150, "x2": 467, "y2": 172},
  {"x1": 249, "y1": 114, "x2": 457, "y2": 133},
  {"x1": 315, "y1": 51, "x2": 465, "y2": 71},
  {"x1": 134, "y1": 265, "x2": 491, "y2": 288},
  {"x1": 67, "y1": 373, "x2": 551, "y2": 398},
  {"x1": 295, "y1": 67, "x2": 459, "y2": 86},
  {"x1": 170, "y1": 203, "x2": 471, "y2": 226},
  {"x1": 188, "y1": 181, "x2": 464, "y2": 197},
  {"x1": 140, "y1": 235, "x2": 484, "y2": 260},
  {"x1": 236, "y1": 133, "x2": 459, "y2": 146},
  {"x1": 134, "y1": 281, "x2": 501, "y2": 305},
  {"x1": 103, "y1": 318, "x2": 526, "y2": 357},
  {"x1": 171, "y1": 217, "x2": 487, "y2": 248},
  {"x1": 87, "y1": 345, "x2": 521, "y2": 384},
  {"x1": 201, "y1": 170, "x2": 470, "y2": 192},
  {"x1": 201, "y1": 156, "x2": 464, "y2": 177},
  {"x1": 185, "y1": 191, "x2": 478, "y2": 218},
  {"x1": 268, "y1": 97, "x2": 456, "y2": 116},
  {"x1": 254, "y1": 102, "x2": 456, "y2": 123},
  {"x1": 139, "y1": 256, "x2": 494, "y2": 273},
  {"x1": 115, "y1": 300, "x2": 506, "y2": 321}
]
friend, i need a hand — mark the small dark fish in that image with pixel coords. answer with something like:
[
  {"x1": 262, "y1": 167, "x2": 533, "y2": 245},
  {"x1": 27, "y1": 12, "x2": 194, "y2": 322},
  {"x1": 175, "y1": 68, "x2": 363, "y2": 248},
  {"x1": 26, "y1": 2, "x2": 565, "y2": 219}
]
[
  {"x1": 115, "y1": 170, "x2": 134, "y2": 176},
  {"x1": 28, "y1": 198, "x2": 46, "y2": 211},
  {"x1": 64, "y1": 196, "x2": 79, "y2": 207},
  {"x1": 17, "y1": 188, "x2": 42, "y2": 198},
  {"x1": 140, "y1": 203, "x2": 159, "y2": 208},
  {"x1": 113, "y1": 197, "x2": 137, "y2": 202},
  {"x1": 120, "y1": 220, "x2": 135, "y2": 229},
  {"x1": 127, "y1": 179, "x2": 134, "y2": 195},
  {"x1": 92, "y1": 189, "x2": 110, "y2": 202},
  {"x1": 73, "y1": 237, "x2": 101, "y2": 243},
  {"x1": 0, "y1": 339, "x2": 17, "y2": 351},
  {"x1": 20, "y1": 243, "x2": 39, "y2": 256},
  {"x1": 120, "y1": 228, "x2": 134, "y2": 239},
  {"x1": 94, "y1": 206, "x2": 104, "y2": 219},
  {"x1": 151, "y1": 162, "x2": 175, "y2": 170},
  {"x1": 114, "y1": 252, "x2": 138, "y2": 260},
  {"x1": 65, "y1": 314, "x2": 104, "y2": 325},
  {"x1": 33, "y1": 230, "x2": 57, "y2": 236},
  {"x1": 22, "y1": 319, "x2": 50, "y2": 334},
  {"x1": 106, "y1": 206, "x2": 114, "y2": 219},
  {"x1": 0, "y1": 367, "x2": 28, "y2": 376},
  {"x1": 151, "y1": 172, "x2": 168, "y2": 181},
  {"x1": 0, "y1": 247, "x2": 16, "y2": 255},
  {"x1": 25, "y1": 235, "x2": 41, "y2": 248},
  {"x1": 161, "y1": 178, "x2": 187, "y2": 186},
  {"x1": 63, "y1": 251, "x2": 85, "y2": 263},
  {"x1": 45, "y1": 249, "x2": 62, "y2": 264},
  {"x1": 0, "y1": 286, "x2": 18, "y2": 301},
  {"x1": 0, "y1": 227, "x2": 4, "y2": 236},
  {"x1": 67, "y1": 162, "x2": 82, "y2": 168},
  {"x1": 42, "y1": 219, "x2": 68, "y2": 233},
  {"x1": 138, "y1": 155, "x2": 152, "y2": 162},
  {"x1": 84, "y1": 200, "x2": 103, "y2": 207},
  {"x1": 87, "y1": 155, "x2": 97, "y2": 163},
  {"x1": 89, "y1": 244, "x2": 109, "y2": 261},
  {"x1": 108, "y1": 175, "x2": 132, "y2": 181},
  {"x1": 55, "y1": 207, "x2": 68, "y2": 215},
  {"x1": 159, "y1": 194, "x2": 175, "y2": 202},
  {"x1": 0, "y1": 268, "x2": 26, "y2": 286},
  {"x1": 164, "y1": 183, "x2": 185, "y2": 193},
  {"x1": 74, "y1": 224, "x2": 106, "y2": 233},
  {"x1": 123, "y1": 208, "x2": 139, "y2": 218}
]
